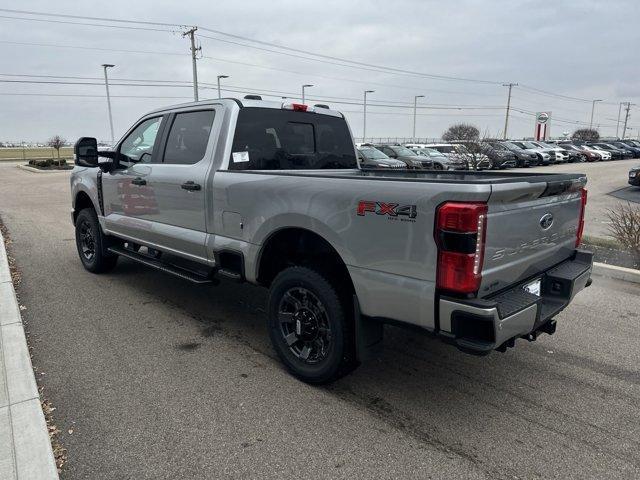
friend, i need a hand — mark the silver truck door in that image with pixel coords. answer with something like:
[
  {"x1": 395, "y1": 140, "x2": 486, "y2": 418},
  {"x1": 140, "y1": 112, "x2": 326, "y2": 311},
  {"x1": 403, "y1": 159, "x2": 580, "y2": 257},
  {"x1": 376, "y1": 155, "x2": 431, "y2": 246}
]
[
  {"x1": 128, "y1": 107, "x2": 218, "y2": 261},
  {"x1": 101, "y1": 115, "x2": 167, "y2": 244}
]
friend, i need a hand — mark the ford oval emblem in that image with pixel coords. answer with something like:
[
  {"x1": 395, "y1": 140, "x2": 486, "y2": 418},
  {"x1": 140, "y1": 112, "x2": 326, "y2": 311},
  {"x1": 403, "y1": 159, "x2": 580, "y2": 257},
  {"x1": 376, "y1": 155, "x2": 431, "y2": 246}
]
[{"x1": 539, "y1": 213, "x2": 554, "y2": 230}]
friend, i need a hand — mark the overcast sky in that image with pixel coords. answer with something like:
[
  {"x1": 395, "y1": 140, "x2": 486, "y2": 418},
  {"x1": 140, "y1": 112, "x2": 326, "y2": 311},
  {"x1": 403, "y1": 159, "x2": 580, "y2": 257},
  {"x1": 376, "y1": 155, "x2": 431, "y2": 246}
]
[{"x1": 1, "y1": 0, "x2": 639, "y2": 143}]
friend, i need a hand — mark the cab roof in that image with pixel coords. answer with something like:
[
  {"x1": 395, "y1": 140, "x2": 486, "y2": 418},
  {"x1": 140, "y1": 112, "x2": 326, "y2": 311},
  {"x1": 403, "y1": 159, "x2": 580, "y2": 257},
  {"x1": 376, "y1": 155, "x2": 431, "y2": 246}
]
[{"x1": 146, "y1": 97, "x2": 344, "y2": 118}]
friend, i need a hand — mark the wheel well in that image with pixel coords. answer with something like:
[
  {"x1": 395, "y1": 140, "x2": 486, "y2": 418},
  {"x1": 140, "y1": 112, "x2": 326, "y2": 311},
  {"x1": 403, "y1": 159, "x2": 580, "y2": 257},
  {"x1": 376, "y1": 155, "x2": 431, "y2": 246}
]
[
  {"x1": 257, "y1": 228, "x2": 355, "y2": 295},
  {"x1": 73, "y1": 191, "x2": 95, "y2": 224}
]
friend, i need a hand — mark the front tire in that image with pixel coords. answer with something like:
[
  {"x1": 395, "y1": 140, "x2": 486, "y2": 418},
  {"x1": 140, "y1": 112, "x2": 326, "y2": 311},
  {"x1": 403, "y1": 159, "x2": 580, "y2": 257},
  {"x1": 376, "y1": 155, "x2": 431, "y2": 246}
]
[
  {"x1": 75, "y1": 208, "x2": 118, "y2": 273},
  {"x1": 267, "y1": 266, "x2": 356, "y2": 384}
]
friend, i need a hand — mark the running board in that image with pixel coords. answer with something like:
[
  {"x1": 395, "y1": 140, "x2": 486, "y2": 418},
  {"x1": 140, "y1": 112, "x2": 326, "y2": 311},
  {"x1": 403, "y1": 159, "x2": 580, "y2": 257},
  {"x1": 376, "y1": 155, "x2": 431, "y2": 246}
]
[{"x1": 108, "y1": 246, "x2": 215, "y2": 284}]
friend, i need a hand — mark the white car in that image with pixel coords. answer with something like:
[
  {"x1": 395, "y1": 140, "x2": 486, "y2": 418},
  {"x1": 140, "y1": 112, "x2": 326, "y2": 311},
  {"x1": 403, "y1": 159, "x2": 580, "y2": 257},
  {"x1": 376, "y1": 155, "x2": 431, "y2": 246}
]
[{"x1": 531, "y1": 141, "x2": 569, "y2": 163}]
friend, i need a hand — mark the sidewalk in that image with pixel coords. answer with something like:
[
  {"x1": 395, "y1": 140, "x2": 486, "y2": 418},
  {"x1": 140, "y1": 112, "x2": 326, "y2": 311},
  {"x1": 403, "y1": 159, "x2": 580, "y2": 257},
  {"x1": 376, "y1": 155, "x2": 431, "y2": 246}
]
[{"x1": 0, "y1": 229, "x2": 58, "y2": 479}]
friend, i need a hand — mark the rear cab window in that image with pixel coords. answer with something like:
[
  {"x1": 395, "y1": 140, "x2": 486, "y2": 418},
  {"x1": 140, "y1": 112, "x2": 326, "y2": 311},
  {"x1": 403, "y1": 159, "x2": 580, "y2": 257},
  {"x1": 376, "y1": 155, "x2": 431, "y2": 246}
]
[{"x1": 228, "y1": 108, "x2": 356, "y2": 170}]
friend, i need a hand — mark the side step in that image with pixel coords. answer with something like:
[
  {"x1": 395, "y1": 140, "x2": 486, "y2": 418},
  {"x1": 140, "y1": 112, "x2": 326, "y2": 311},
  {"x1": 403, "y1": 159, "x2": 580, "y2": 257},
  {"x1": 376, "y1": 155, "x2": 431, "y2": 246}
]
[{"x1": 108, "y1": 246, "x2": 215, "y2": 284}]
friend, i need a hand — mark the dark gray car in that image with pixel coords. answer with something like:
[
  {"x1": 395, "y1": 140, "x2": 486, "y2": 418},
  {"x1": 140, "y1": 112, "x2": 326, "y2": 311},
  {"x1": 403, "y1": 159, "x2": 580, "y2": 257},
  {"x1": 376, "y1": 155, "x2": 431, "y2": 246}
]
[{"x1": 372, "y1": 144, "x2": 428, "y2": 169}]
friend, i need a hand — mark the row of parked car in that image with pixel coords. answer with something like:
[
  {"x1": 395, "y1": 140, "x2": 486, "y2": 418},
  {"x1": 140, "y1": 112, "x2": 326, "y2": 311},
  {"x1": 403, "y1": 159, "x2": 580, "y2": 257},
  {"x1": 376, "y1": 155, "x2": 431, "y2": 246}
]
[{"x1": 355, "y1": 139, "x2": 640, "y2": 171}]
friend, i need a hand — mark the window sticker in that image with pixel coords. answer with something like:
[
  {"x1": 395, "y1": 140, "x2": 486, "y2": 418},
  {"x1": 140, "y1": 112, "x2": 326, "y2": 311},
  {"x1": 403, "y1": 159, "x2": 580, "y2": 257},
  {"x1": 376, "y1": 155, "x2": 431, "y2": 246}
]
[{"x1": 232, "y1": 151, "x2": 250, "y2": 163}]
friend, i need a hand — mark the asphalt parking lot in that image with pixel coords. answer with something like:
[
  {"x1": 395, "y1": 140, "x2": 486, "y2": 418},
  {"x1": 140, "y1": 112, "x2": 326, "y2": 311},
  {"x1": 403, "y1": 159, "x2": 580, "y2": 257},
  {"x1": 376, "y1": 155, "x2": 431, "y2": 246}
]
[{"x1": 0, "y1": 161, "x2": 639, "y2": 479}]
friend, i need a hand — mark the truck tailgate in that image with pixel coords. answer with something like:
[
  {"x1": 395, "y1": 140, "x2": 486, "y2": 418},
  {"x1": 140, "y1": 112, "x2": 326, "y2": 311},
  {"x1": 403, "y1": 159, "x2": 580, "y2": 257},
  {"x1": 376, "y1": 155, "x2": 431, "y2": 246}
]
[{"x1": 479, "y1": 178, "x2": 586, "y2": 297}]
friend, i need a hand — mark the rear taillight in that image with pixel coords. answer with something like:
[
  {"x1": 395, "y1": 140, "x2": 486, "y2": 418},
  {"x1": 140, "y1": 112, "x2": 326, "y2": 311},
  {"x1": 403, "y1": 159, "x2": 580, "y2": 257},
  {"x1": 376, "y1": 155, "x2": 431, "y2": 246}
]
[
  {"x1": 435, "y1": 202, "x2": 488, "y2": 294},
  {"x1": 575, "y1": 188, "x2": 587, "y2": 247}
]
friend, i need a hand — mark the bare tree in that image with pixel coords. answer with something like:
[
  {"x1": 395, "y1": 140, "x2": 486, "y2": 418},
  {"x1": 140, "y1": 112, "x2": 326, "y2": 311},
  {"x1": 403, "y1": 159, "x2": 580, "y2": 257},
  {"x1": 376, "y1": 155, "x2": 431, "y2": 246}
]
[
  {"x1": 571, "y1": 128, "x2": 599, "y2": 141},
  {"x1": 442, "y1": 123, "x2": 480, "y2": 142},
  {"x1": 47, "y1": 135, "x2": 66, "y2": 159},
  {"x1": 608, "y1": 203, "x2": 640, "y2": 265}
]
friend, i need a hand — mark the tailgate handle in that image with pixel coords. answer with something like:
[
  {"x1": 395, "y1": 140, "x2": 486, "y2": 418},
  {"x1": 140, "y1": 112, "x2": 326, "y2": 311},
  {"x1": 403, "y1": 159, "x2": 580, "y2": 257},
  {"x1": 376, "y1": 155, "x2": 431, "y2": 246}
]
[
  {"x1": 131, "y1": 177, "x2": 146, "y2": 186},
  {"x1": 181, "y1": 181, "x2": 201, "y2": 191}
]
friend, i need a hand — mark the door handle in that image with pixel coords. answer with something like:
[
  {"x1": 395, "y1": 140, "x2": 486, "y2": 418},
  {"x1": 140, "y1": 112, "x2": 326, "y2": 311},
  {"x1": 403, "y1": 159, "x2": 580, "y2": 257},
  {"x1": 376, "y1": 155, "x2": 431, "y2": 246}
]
[
  {"x1": 131, "y1": 177, "x2": 146, "y2": 186},
  {"x1": 181, "y1": 181, "x2": 201, "y2": 191}
]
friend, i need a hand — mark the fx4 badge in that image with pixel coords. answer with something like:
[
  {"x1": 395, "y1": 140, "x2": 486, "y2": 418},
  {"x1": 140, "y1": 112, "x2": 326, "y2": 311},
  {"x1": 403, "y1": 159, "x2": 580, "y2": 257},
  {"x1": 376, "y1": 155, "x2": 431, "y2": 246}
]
[{"x1": 357, "y1": 201, "x2": 417, "y2": 219}]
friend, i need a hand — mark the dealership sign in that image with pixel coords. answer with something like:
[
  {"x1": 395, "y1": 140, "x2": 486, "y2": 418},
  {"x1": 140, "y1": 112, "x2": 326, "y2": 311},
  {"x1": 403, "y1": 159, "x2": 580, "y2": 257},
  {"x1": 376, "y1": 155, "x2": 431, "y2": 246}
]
[{"x1": 534, "y1": 112, "x2": 551, "y2": 140}]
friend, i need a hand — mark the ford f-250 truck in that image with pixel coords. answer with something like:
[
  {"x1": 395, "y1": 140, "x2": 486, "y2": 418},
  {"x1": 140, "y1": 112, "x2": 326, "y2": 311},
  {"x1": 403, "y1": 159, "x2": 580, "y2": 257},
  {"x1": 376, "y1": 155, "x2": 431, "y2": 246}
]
[{"x1": 70, "y1": 97, "x2": 592, "y2": 383}]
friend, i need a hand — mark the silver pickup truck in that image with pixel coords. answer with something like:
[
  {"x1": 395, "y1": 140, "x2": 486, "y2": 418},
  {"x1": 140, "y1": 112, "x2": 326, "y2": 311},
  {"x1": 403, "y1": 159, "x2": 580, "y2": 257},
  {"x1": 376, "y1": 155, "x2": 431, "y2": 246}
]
[{"x1": 70, "y1": 97, "x2": 592, "y2": 383}]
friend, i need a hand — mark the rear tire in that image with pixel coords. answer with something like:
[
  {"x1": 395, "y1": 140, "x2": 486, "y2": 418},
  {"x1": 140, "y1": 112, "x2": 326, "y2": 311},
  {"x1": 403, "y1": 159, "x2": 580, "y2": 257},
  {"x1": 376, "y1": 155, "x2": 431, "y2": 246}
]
[
  {"x1": 267, "y1": 266, "x2": 356, "y2": 384},
  {"x1": 75, "y1": 208, "x2": 118, "y2": 273}
]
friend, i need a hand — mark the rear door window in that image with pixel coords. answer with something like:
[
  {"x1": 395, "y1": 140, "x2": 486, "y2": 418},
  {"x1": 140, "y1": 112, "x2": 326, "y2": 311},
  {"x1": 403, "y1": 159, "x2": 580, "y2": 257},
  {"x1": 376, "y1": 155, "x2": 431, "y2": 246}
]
[
  {"x1": 229, "y1": 108, "x2": 356, "y2": 170},
  {"x1": 163, "y1": 110, "x2": 215, "y2": 165}
]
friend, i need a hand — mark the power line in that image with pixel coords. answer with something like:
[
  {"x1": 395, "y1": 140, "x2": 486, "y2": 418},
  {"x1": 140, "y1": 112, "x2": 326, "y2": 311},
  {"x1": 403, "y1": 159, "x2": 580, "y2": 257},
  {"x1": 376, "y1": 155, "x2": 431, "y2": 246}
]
[
  {"x1": 0, "y1": 7, "x2": 505, "y2": 85},
  {"x1": 0, "y1": 40, "x2": 185, "y2": 56},
  {"x1": 0, "y1": 14, "x2": 176, "y2": 32}
]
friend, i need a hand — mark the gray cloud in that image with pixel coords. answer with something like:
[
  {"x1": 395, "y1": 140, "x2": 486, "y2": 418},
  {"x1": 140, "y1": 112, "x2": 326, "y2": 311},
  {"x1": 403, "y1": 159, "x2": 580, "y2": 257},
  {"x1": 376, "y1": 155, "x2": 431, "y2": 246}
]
[{"x1": 0, "y1": 0, "x2": 638, "y2": 143}]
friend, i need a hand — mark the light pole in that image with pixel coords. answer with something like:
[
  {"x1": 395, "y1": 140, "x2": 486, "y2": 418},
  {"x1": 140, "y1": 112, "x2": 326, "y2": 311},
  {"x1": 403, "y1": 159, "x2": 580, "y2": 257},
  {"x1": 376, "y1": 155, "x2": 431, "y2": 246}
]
[
  {"x1": 589, "y1": 99, "x2": 602, "y2": 129},
  {"x1": 216, "y1": 75, "x2": 229, "y2": 99},
  {"x1": 413, "y1": 95, "x2": 425, "y2": 140},
  {"x1": 101, "y1": 64, "x2": 115, "y2": 144},
  {"x1": 302, "y1": 84, "x2": 313, "y2": 103},
  {"x1": 363, "y1": 90, "x2": 374, "y2": 143},
  {"x1": 616, "y1": 102, "x2": 624, "y2": 138}
]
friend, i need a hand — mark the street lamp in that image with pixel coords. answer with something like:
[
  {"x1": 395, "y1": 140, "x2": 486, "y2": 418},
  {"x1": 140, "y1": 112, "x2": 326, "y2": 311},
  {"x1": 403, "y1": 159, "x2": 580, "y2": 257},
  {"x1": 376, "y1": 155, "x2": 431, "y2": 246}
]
[
  {"x1": 363, "y1": 90, "x2": 375, "y2": 143},
  {"x1": 302, "y1": 84, "x2": 313, "y2": 103},
  {"x1": 589, "y1": 99, "x2": 602, "y2": 129},
  {"x1": 217, "y1": 75, "x2": 229, "y2": 99},
  {"x1": 413, "y1": 95, "x2": 425, "y2": 140},
  {"x1": 101, "y1": 64, "x2": 115, "y2": 144}
]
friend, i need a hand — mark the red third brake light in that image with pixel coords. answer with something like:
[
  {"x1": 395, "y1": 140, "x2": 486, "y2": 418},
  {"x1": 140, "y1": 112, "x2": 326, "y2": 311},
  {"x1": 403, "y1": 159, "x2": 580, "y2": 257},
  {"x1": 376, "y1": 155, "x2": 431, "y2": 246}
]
[
  {"x1": 291, "y1": 103, "x2": 308, "y2": 112},
  {"x1": 435, "y1": 202, "x2": 488, "y2": 294},
  {"x1": 575, "y1": 187, "x2": 587, "y2": 247}
]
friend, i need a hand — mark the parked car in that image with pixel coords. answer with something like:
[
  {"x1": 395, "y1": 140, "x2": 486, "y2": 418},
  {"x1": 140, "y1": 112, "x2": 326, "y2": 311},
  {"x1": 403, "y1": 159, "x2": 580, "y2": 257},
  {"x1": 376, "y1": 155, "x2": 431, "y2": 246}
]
[
  {"x1": 629, "y1": 166, "x2": 640, "y2": 186},
  {"x1": 496, "y1": 141, "x2": 535, "y2": 167},
  {"x1": 356, "y1": 145, "x2": 407, "y2": 169},
  {"x1": 531, "y1": 141, "x2": 570, "y2": 163},
  {"x1": 621, "y1": 139, "x2": 640, "y2": 150},
  {"x1": 372, "y1": 144, "x2": 428, "y2": 169},
  {"x1": 425, "y1": 143, "x2": 491, "y2": 169},
  {"x1": 610, "y1": 141, "x2": 640, "y2": 158},
  {"x1": 480, "y1": 142, "x2": 518, "y2": 169},
  {"x1": 558, "y1": 144, "x2": 596, "y2": 162},
  {"x1": 589, "y1": 143, "x2": 626, "y2": 160},
  {"x1": 574, "y1": 144, "x2": 610, "y2": 161},
  {"x1": 509, "y1": 141, "x2": 554, "y2": 165},
  {"x1": 69, "y1": 98, "x2": 593, "y2": 383},
  {"x1": 404, "y1": 145, "x2": 467, "y2": 170}
]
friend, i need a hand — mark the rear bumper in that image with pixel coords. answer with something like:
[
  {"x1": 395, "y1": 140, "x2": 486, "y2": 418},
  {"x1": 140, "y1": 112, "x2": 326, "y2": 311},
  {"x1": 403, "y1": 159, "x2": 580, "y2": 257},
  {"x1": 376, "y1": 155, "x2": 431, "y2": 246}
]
[{"x1": 437, "y1": 250, "x2": 593, "y2": 354}]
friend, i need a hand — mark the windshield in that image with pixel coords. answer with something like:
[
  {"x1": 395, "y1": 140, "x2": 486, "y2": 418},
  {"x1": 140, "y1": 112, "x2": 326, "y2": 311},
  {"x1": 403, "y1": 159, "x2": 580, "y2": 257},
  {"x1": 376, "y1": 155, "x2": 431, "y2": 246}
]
[
  {"x1": 358, "y1": 147, "x2": 388, "y2": 160},
  {"x1": 521, "y1": 142, "x2": 539, "y2": 149},
  {"x1": 489, "y1": 143, "x2": 508, "y2": 151},
  {"x1": 502, "y1": 141, "x2": 519, "y2": 150},
  {"x1": 422, "y1": 148, "x2": 445, "y2": 157},
  {"x1": 430, "y1": 145, "x2": 455, "y2": 153},
  {"x1": 391, "y1": 146, "x2": 417, "y2": 156}
]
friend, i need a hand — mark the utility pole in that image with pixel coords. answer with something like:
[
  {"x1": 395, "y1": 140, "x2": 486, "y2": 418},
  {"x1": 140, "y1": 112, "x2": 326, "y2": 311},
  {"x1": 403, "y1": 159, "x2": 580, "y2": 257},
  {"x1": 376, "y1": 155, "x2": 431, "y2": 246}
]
[
  {"x1": 502, "y1": 83, "x2": 517, "y2": 139},
  {"x1": 621, "y1": 102, "x2": 633, "y2": 140},
  {"x1": 302, "y1": 84, "x2": 313, "y2": 103},
  {"x1": 217, "y1": 75, "x2": 228, "y2": 99},
  {"x1": 183, "y1": 27, "x2": 200, "y2": 101},
  {"x1": 616, "y1": 102, "x2": 623, "y2": 138},
  {"x1": 363, "y1": 90, "x2": 374, "y2": 143},
  {"x1": 101, "y1": 64, "x2": 115, "y2": 144},
  {"x1": 589, "y1": 99, "x2": 602, "y2": 129},
  {"x1": 413, "y1": 95, "x2": 424, "y2": 140}
]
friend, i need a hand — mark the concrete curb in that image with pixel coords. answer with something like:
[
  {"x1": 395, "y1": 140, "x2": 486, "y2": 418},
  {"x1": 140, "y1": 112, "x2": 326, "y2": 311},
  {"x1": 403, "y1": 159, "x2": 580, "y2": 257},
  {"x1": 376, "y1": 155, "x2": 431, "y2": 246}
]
[
  {"x1": 592, "y1": 261, "x2": 640, "y2": 285},
  {"x1": 17, "y1": 164, "x2": 71, "y2": 174},
  {"x1": 0, "y1": 230, "x2": 59, "y2": 479}
]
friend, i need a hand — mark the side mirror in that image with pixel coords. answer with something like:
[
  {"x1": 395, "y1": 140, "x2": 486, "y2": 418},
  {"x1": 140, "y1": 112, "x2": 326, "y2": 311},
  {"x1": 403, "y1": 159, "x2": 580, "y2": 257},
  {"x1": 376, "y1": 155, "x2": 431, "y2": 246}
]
[{"x1": 74, "y1": 137, "x2": 98, "y2": 167}]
